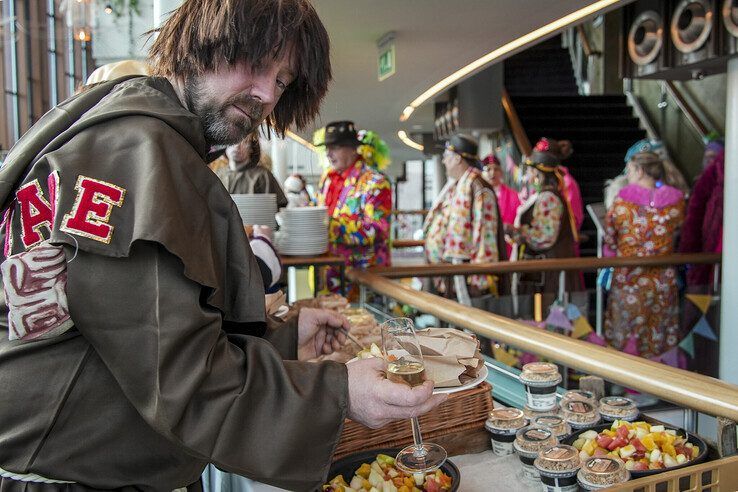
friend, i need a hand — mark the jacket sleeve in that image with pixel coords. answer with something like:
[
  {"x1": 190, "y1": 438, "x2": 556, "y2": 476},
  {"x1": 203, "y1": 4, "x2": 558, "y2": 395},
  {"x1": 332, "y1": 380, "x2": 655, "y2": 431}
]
[
  {"x1": 65, "y1": 240, "x2": 347, "y2": 490},
  {"x1": 332, "y1": 175, "x2": 392, "y2": 248}
]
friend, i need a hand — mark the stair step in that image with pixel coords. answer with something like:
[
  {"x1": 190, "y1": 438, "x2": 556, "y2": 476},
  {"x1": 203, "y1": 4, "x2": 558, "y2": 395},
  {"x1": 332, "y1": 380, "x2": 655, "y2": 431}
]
[
  {"x1": 512, "y1": 95, "x2": 627, "y2": 104},
  {"x1": 527, "y1": 133, "x2": 646, "y2": 146},
  {"x1": 520, "y1": 116, "x2": 640, "y2": 128},
  {"x1": 515, "y1": 105, "x2": 633, "y2": 117}
]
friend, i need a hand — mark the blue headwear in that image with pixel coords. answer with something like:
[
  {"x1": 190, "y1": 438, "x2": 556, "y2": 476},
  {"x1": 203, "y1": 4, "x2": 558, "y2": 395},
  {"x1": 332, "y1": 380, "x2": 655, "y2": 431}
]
[{"x1": 624, "y1": 139, "x2": 667, "y2": 163}]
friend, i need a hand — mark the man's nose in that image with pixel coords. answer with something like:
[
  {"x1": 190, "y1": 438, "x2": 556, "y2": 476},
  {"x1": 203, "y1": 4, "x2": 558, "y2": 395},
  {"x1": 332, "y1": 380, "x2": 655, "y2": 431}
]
[{"x1": 250, "y1": 74, "x2": 278, "y2": 106}]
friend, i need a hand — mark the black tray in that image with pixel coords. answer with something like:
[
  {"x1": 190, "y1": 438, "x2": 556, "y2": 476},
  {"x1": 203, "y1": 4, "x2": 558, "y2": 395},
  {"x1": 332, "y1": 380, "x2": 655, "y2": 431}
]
[
  {"x1": 562, "y1": 423, "x2": 709, "y2": 477},
  {"x1": 327, "y1": 448, "x2": 460, "y2": 491}
]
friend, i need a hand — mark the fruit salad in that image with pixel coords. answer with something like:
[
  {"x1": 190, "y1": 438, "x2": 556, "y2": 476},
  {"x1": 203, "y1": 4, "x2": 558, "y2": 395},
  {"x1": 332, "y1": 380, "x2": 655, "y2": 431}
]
[
  {"x1": 323, "y1": 454, "x2": 453, "y2": 492},
  {"x1": 571, "y1": 420, "x2": 700, "y2": 471}
]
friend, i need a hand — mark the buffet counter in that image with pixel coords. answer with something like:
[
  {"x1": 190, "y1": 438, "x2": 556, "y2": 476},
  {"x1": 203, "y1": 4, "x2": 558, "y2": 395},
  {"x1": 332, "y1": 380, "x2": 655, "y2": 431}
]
[{"x1": 340, "y1": 260, "x2": 738, "y2": 492}]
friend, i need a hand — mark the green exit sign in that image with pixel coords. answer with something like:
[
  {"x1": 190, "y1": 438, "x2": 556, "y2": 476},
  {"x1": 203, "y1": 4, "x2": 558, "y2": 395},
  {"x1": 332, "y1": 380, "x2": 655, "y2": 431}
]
[{"x1": 378, "y1": 43, "x2": 395, "y2": 81}]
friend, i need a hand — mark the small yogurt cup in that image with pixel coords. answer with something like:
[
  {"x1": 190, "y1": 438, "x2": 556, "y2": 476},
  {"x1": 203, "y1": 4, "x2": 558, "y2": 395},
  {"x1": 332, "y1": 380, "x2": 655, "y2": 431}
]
[
  {"x1": 577, "y1": 456, "x2": 631, "y2": 490},
  {"x1": 513, "y1": 426, "x2": 559, "y2": 481},
  {"x1": 561, "y1": 400, "x2": 601, "y2": 430},
  {"x1": 534, "y1": 444, "x2": 582, "y2": 492},
  {"x1": 485, "y1": 408, "x2": 528, "y2": 456},
  {"x1": 533, "y1": 414, "x2": 572, "y2": 440},
  {"x1": 599, "y1": 396, "x2": 639, "y2": 422},
  {"x1": 523, "y1": 404, "x2": 560, "y2": 421},
  {"x1": 520, "y1": 362, "x2": 562, "y2": 412},
  {"x1": 561, "y1": 389, "x2": 598, "y2": 408}
]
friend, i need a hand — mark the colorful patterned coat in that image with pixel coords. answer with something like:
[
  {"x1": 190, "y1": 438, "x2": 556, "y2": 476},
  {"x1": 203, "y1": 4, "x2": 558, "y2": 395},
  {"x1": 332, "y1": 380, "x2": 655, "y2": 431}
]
[
  {"x1": 424, "y1": 167, "x2": 503, "y2": 294},
  {"x1": 604, "y1": 184, "x2": 685, "y2": 359},
  {"x1": 317, "y1": 159, "x2": 392, "y2": 292}
]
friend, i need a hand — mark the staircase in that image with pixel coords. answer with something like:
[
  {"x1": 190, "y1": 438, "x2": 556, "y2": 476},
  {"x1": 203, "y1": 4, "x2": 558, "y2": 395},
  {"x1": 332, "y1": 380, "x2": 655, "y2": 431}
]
[{"x1": 504, "y1": 35, "x2": 647, "y2": 259}]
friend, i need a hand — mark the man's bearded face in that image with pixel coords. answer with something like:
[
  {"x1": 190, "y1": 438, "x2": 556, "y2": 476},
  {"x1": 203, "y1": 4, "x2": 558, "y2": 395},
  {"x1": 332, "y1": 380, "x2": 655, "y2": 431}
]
[
  {"x1": 184, "y1": 54, "x2": 296, "y2": 146},
  {"x1": 185, "y1": 79, "x2": 264, "y2": 145}
]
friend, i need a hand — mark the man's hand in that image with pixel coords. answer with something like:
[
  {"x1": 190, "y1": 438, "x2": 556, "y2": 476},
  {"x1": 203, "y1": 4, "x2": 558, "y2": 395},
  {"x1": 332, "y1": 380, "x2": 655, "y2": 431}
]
[
  {"x1": 297, "y1": 308, "x2": 349, "y2": 360},
  {"x1": 346, "y1": 358, "x2": 448, "y2": 428}
]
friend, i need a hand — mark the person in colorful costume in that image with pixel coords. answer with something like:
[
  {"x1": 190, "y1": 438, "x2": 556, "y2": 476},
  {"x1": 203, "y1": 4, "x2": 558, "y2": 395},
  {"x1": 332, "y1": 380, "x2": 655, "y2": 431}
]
[
  {"x1": 0, "y1": 2, "x2": 444, "y2": 490},
  {"x1": 604, "y1": 150, "x2": 685, "y2": 362},
  {"x1": 481, "y1": 154, "x2": 520, "y2": 259},
  {"x1": 316, "y1": 121, "x2": 392, "y2": 295},
  {"x1": 424, "y1": 135, "x2": 506, "y2": 306},
  {"x1": 508, "y1": 138, "x2": 582, "y2": 312},
  {"x1": 679, "y1": 139, "x2": 724, "y2": 287}
]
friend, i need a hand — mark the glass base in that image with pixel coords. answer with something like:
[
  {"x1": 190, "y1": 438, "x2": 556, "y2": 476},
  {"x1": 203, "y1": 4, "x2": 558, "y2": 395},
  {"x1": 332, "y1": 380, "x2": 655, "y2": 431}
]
[{"x1": 394, "y1": 442, "x2": 447, "y2": 474}]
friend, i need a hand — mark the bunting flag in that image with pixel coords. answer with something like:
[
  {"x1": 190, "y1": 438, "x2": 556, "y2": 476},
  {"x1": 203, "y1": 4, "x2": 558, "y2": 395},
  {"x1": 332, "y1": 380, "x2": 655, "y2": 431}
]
[
  {"x1": 493, "y1": 344, "x2": 520, "y2": 367},
  {"x1": 685, "y1": 294, "x2": 712, "y2": 315},
  {"x1": 692, "y1": 315, "x2": 718, "y2": 341},
  {"x1": 586, "y1": 331, "x2": 607, "y2": 347},
  {"x1": 571, "y1": 316, "x2": 594, "y2": 339},
  {"x1": 566, "y1": 304, "x2": 582, "y2": 320},
  {"x1": 546, "y1": 305, "x2": 572, "y2": 331},
  {"x1": 654, "y1": 347, "x2": 681, "y2": 368},
  {"x1": 678, "y1": 332, "x2": 695, "y2": 358},
  {"x1": 623, "y1": 333, "x2": 640, "y2": 356}
]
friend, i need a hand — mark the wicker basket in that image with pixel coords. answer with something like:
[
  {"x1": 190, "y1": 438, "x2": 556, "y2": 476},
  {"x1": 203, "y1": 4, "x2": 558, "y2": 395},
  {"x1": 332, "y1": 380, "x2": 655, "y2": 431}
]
[{"x1": 334, "y1": 382, "x2": 494, "y2": 460}]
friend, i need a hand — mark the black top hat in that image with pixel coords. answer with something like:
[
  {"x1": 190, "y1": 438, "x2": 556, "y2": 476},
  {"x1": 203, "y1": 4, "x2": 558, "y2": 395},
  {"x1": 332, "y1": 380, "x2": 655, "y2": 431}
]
[
  {"x1": 446, "y1": 134, "x2": 481, "y2": 167},
  {"x1": 318, "y1": 121, "x2": 359, "y2": 147}
]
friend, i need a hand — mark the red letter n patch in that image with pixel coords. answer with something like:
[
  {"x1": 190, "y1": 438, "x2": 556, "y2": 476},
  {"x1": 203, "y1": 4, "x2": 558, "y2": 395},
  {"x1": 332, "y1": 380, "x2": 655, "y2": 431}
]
[{"x1": 61, "y1": 176, "x2": 126, "y2": 244}]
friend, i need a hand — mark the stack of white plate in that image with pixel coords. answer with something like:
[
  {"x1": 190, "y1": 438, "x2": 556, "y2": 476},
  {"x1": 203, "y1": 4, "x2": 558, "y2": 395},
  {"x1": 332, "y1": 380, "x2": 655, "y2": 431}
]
[
  {"x1": 231, "y1": 194, "x2": 278, "y2": 230},
  {"x1": 276, "y1": 206, "x2": 329, "y2": 256}
]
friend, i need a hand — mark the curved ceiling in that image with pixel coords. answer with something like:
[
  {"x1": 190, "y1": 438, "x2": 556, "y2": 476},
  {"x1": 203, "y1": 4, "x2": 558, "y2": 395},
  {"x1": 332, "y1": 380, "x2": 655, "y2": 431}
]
[{"x1": 303, "y1": 0, "x2": 631, "y2": 166}]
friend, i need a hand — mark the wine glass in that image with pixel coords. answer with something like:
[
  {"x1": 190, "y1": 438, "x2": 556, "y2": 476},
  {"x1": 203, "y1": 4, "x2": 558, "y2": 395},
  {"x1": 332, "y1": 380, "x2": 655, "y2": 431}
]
[{"x1": 381, "y1": 317, "x2": 447, "y2": 473}]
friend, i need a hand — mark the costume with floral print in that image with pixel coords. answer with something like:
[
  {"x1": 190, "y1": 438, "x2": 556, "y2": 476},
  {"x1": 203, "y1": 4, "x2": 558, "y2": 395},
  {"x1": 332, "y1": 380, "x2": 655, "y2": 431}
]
[
  {"x1": 518, "y1": 191, "x2": 564, "y2": 252},
  {"x1": 604, "y1": 184, "x2": 685, "y2": 359},
  {"x1": 317, "y1": 159, "x2": 391, "y2": 292},
  {"x1": 424, "y1": 167, "x2": 501, "y2": 294}
]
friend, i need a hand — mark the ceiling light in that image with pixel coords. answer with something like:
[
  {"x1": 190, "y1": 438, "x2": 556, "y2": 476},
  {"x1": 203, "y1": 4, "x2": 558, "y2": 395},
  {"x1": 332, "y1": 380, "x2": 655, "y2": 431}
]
[
  {"x1": 104, "y1": 4, "x2": 113, "y2": 14},
  {"x1": 398, "y1": 0, "x2": 623, "y2": 121},
  {"x1": 398, "y1": 130, "x2": 424, "y2": 151}
]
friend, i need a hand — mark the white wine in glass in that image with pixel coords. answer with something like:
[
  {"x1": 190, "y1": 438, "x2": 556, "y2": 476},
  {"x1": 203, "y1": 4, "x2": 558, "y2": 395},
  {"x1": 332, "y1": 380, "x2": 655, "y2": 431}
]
[{"x1": 381, "y1": 317, "x2": 447, "y2": 474}]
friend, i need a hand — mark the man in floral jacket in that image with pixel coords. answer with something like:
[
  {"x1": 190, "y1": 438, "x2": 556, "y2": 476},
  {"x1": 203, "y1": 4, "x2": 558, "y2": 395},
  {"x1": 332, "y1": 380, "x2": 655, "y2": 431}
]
[{"x1": 317, "y1": 121, "x2": 392, "y2": 295}]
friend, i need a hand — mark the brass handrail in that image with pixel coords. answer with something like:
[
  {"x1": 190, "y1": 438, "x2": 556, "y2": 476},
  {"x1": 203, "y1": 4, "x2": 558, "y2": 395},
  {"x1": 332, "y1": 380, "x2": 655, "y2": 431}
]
[
  {"x1": 349, "y1": 269, "x2": 738, "y2": 422},
  {"x1": 391, "y1": 209, "x2": 428, "y2": 216},
  {"x1": 370, "y1": 253, "x2": 721, "y2": 278},
  {"x1": 575, "y1": 25, "x2": 599, "y2": 58},
  {"x1": 501, "y1": 87, "x2": 532, "y2": 157},
  {"x1": 664, "y1": 81, "x2": 709, "y2": 140},
  {"x1": 391, "y1": 239, "x2": 425, "y2": 249}
]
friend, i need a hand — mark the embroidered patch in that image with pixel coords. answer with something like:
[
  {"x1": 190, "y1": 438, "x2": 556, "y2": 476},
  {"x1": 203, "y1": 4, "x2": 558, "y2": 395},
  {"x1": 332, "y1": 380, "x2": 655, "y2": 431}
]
[
  {"x1": 1, "y1": 242, "x2": 73, "y2": 341},
  {"x1": 16, "y1": 179, "x2": 53, "y2": 249},
  {"x1": 2, "y1": 205, "x2": 14, "y2": 258},
  {"x1": 61, "y1": 176, "x2": 126, "y2": 244}
]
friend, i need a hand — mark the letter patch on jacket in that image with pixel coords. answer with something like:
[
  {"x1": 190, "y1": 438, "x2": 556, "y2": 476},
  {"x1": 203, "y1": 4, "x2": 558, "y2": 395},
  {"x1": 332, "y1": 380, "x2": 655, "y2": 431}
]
[
  {"x1": 61, "y1": 176, "x2": 126, "y2": 244},
  {"x1": 1, "y1": 243, "x2": 73, "y2": 341}
]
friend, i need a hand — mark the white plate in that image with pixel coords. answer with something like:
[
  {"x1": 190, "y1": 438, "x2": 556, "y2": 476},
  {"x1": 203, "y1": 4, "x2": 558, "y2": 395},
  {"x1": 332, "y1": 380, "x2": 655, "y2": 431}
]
[{"x1": 432, "y1": 365, "x2": 488, "y2": 395}]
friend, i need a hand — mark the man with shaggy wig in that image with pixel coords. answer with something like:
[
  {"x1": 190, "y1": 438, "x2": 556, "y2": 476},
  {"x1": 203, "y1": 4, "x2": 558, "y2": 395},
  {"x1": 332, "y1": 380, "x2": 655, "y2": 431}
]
[{"x1": 0, "y1": 0, "x2": 444, "y2": 490}]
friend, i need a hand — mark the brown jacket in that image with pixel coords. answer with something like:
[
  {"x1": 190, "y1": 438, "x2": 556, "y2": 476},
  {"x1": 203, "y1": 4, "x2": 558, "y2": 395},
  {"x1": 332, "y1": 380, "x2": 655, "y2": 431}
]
[{"x1": 0, "y1": 77, "x2": 347, "y2": 491}]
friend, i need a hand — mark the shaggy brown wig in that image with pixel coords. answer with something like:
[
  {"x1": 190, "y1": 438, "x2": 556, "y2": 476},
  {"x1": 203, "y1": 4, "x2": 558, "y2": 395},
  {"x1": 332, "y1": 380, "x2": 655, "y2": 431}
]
[{"x1": 148, "y1": 0, "x2": 331, "y2": 136}]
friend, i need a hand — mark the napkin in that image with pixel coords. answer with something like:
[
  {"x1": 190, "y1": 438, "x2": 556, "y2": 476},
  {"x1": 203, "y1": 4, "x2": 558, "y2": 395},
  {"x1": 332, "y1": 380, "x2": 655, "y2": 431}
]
[{"x1": 415, "y1": 328, "x2": 483, "y2": 387}]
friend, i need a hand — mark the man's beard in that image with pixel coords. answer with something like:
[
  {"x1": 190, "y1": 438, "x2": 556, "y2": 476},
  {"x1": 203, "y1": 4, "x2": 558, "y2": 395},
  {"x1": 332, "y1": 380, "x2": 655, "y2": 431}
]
[{"x1": 184, "y1": 77, "x2": 265, "y2": 146}]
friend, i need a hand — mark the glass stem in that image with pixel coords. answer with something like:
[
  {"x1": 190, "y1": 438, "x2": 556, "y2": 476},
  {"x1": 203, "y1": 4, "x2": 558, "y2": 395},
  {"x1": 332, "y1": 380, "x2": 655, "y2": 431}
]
[{"x1": 410, "y1": 417, "x2": 427, "y2": 457}]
